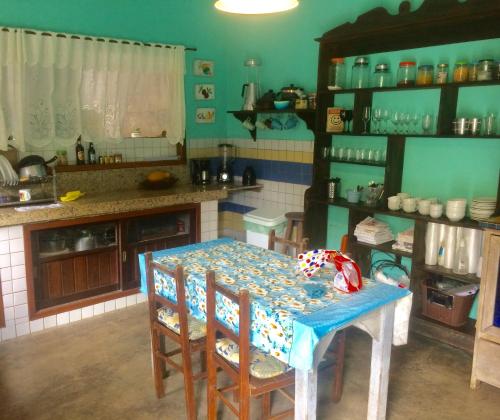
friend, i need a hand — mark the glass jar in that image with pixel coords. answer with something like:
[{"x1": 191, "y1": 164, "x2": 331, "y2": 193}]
[
  {"x1": 328, "y1": 57, "x2": 346, "y2": 90},
  {"x1": 435, "y1": 63, "x2": 449, "y2": 84},
  {"x1": 397, "y1": 61, "x2": 416, "y2": 86},
  {"x1": 416, "y1": 64, "x2": 434, "y2": 85},
  {"x1": 453, "y1": 61, "x2": 469, "y2": 82},
  {"x1": 477, "y1": 59, "x2": 495, "y2": 81},
  {"x1": 468, "y1": 62, "x2": 479, "y2": 81},
  {"x1": 351, "y1": 56, "x2": 370, "y2": 89},
  {"x1": 373, "y1": 63, "x2": 392, "y2": 88}
]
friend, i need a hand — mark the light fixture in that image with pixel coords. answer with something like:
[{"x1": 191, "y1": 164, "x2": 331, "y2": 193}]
[{"x1": 214, "y1": 0, "x2": 299, "y2": 15}]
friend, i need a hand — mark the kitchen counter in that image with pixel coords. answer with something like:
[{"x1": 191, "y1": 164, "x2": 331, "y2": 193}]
[{"x1": 0, "y1": 184, "x2": 237, "y2": 227}]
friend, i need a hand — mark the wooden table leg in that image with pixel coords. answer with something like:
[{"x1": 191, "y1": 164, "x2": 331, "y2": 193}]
[
  {"x1": 367, "y1": 303, "x2": 395, "y2": 420},
  {"x1": 295, "y1": 368, "x2": 318, "y2": 420}
]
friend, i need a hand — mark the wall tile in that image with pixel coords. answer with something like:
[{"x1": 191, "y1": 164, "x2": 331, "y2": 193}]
[
  {"x1": 8, "y1": 226, "x2": 23, "y2": 240},
  {"x1": 14, "y1": 304, "x2": 28, "y2": 319},
  {"x1": 94, "y1": 302, "x2": 105, "y2": 315},
  {"x1": 13, "y1": 291, "x2": 27, "y2": 306},
  {"x1": 9, "y1": 238, "x2": 24, "y2": 253},
  {"x1": 56, "y1": 312, "x2": 70, "y2": 326},
  {"x1": 2, "y1": 280, "x2": 13, "y2": 295},
  {"x1": 43, "y1": 315, "x2": 57, "y2": 329},
  {"x1": 136, "y1": 293, "x2": 147, "y2": 303},
  {"x1": 0, "y1": 227, "x2": 9, "y2": 241},
  {"x1": 0, "y1": 254, "x2": 10, "y2": 268},
  {"x1": 69, "y1": 309, "x2": 82, "y2": 323},
  {"x1": 0, "y1": 240, "x2": 9, "y2": 255},
  {"x1": 81, "y1": 306, "x2": 94, "y2": 319},
  {"x1": 12, "y1": 277, "x2": 27, "y2": 292},
  {"x1": 16, "y1": 323, "x2": 30, "y2": 337},
  {"x1": 104, "y1": 300, "x2": 116, "y2": 312},
  {"x1": 10, "y1": 252, "x2": 24, "y2": 267},
  {"x1": 30, "y1": 318, "x2": 44, "y2": 333},
  {"x1": 3, "y1": 293, "x2": 13, "y2": 308},
  {"x1": 4, "y1": 306, "x2": 14, "y2": 321},
  {"x1": 1, "y1": 325, "x2": 16, "y2": 341},
  {"x1": 126, "y1": 295, "x2": 137, "y2": 307},
  {"x1": 1, "y1": 267, "x2": 11, "y2": 282},
  {"x1": 11, "y1": 265, "x2": 25, "y2": 280},
  {"x1": 115, "y1": 297, "x2": 127, "y2": 309}
]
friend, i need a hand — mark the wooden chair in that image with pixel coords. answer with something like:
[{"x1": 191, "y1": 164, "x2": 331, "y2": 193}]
[
  {"x1": 268, "y1": 229, "x2": 347, "y2": 403},
  {"x1": 206, "y1": 271, "x2": 295, "y2": 420},
  {"x1": 268, "y1": 228, "x2": 309, "y2": 258},
  {"x1": 145, "y1": 252, "x2": 206, "y2": 420}
]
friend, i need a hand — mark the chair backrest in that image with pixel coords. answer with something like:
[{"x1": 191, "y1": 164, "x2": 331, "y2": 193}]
[
  {"x1": 206, "y1": 271, "x2": 252, "y2": 397},
  {"x1": 268, "y1": 228, "x2": 309, "y2": 257},
  {"x1": 145, "y1": 251, "x2": 190, "y2": 342}
]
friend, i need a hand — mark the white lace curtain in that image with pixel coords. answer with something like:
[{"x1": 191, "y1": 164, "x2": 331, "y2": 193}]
[{"x1": 0, "y1": 27, "x2": 186, "y2": 151}]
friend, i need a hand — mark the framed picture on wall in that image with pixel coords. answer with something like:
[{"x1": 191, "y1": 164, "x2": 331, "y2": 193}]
[
  {"x1": 196, "y1": 108, "x2": 215, "y2": 124},
  {"x1": 193, "y1": 59, "x2": 214, "y2": 76},
  {"x1": 195, "y1": 84, "x2": 215, "y2": 100}
]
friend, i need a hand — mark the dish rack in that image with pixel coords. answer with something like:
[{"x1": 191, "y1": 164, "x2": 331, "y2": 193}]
[{"x1": 0, "y1": 171, "x2": 58, "y2": 208}]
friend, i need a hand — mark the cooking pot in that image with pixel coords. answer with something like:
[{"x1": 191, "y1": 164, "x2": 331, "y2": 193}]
[
  {"x1": 278, "y1": 84, "x2": 306, "y2": 101},
  {"x1": 75, "y1": 231, "x2": 96, "y2": 252},
  {"x1": 40, "y1": 233, "x2": 67, "y2": 253},
  {"x1": 16, "y1": 155, "x2": 57, "y2": 179}
]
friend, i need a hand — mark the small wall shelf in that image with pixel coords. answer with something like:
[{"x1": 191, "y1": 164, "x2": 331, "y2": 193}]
[
  {"x1": 228, "y1": 109, "x2": 316, "y2": 141},
  {"x1": 327, "y1": 157, "x2": 387, "y2": 168}
]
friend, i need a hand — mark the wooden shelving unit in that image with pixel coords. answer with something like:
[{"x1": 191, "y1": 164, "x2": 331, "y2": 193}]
[{"x1": 304, "y1": 0, "x2": 500, "y2": 352}]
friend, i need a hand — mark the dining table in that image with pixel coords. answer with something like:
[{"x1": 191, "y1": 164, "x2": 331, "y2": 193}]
[{"x1": 139, "y1": 237, "x2": 412, "y2": 420}]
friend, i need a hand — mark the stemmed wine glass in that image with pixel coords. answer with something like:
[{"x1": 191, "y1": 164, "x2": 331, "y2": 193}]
[
  {"x1": 372, "y1": 108, "x2": 382, "y2": 134},
  {"x1": 362, "y1": 106, "x2": 371, "y2": 134},
  {"x1": 381, "y1": 109, "x2": 390, "y2": 134},
  {"x1": 340, "y1": 109, "x2": 347, "y2": 133},
  {"x1": 344, "y1": 110, "x2": 353, "y2": 133},
  {"x1": 391, "y1": 110, "x2": 401, "y2": 134},
  {"x1": 422, "y1": 113, "x2": 433, "y2": 134}
]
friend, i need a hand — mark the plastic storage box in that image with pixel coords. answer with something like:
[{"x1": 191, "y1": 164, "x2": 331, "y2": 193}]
[
  {"x1": 421, "y1": 278, "x2": 476, "y2": 327},
  {"x1": 243, "y1": 207, "x2": 287, "y2": 249}
]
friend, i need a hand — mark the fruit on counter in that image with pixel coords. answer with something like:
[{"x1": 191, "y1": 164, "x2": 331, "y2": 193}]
[{"x1": 146, "y1": 171, "x2": 172, "y2": 182}]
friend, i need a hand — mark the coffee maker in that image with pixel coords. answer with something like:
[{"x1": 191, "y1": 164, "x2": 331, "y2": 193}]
[
  {"x1": 190, "y1": 159, "x2": 211, "y2": 185},
  {"x1": 217, "y1": 144, "x2": 235, "y2": 184}
]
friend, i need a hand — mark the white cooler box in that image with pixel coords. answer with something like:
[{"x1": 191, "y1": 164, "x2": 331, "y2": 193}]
[{"x1": 243, "y1": 207, "x2": 287, "y2": 249}]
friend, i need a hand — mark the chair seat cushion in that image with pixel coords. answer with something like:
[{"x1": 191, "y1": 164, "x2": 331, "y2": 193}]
[
  {"x1": 157, "y1": 307, "x2": 206, "y2": 340},
  {"x1": 215, "y1": 338, "x2": 290, "y2": 379}
]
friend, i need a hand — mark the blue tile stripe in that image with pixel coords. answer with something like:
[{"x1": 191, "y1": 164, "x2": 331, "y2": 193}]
[
  {"x1": 218, "y1": 202, "x2": 256, "y2": 214},
  {"x1": 209, "y1": 157, "x2": 312, "y2": 185}
]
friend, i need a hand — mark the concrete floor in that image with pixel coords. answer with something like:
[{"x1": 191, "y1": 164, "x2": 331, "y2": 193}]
[{"x1": 1, "y1": 303, "x2": 499, "y2": 420}]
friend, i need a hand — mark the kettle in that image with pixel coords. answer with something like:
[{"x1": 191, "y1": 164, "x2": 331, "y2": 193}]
[
  {"x1": 242, "y1": 166, "x2": 256, "y2": 186},
  {"x1": 242, "y1": 83, "x2": 257, "y2": 111}
]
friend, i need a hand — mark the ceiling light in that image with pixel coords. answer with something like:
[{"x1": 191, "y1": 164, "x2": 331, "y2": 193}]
[{"x1": 214, "y1": 0, "x2": 299, "y2": 15}]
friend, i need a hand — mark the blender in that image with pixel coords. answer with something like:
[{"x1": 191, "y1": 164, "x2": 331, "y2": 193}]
[{"x1": 217, "y1": 144, "x2": 235, "y2": 184}]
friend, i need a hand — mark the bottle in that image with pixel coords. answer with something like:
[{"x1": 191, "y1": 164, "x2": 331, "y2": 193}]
[
  {"x1": 75, "y1": 135, "x2": 85, "y2": 165},
  {"x1": 328, "y1": 58, "x2": 346, "y2": 90},
  {"x1": 88, "y1": 142, "x2": 96, "y2": 165},
  {"x1": 453, "y1": 238, "x2": 469, "y2": 275}
]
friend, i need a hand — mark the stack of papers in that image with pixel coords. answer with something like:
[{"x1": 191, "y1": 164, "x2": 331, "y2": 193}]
[
  {"x1": 354, "y1": 217, "x2": 393, "y2": 245},
  {"x1": 392, "y1": 228, "x2": 414, "y2": 253}
]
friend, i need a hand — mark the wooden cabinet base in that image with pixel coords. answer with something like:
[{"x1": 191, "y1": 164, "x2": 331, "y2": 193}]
[{"x1": 24, "y1": 203, "x2": 200, "y2": 320}]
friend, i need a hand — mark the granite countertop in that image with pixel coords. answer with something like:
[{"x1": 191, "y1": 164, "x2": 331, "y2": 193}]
[{"x1": 0, "y1": 184, "x2": 231, "y2": 227}]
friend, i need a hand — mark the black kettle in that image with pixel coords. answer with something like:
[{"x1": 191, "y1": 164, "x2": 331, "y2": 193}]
[{"x1": 242, "y1": 166, "x2": 256, "y2": 186}]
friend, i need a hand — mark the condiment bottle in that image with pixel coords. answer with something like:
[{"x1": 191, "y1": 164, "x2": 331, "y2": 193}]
[
  {"x1": 373, "y1": 63, "x2": 392, "y2": 88},
  {"x1": 416, "y1": 65, "x2": 434, "y2": 85},
  {"x1": 328, "y1": 58, "x2": 346, "y2": 90},
  {"x1": 351, "y1": 57, "x2": 370, "y2": 89},
  {"x1": 453, "y1": 61, "x2": 469, "y2": 82},
  {"x1": 88, "y1": 142, "x2": 96, "y2": 164},
  {"x1": 75, "y1": 135, "x2": 85, "y2": 165},
  {"x1": 397, "y1": 61, "x2": 416, "y2": 86},
  {"x1": 477, "y1": 59, "x2": 494, "y2": 81},
  {"x1": 435, "y1": 63, "x2": 449, "y2": 84}
]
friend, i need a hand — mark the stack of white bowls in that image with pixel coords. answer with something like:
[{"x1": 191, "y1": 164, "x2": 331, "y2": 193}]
[
  {"x1": 470, "y1": 197, "x2": 496, "y2": 221},
  {"x1": 446, "y1": 198, "x2": 467, "y2": 222}
]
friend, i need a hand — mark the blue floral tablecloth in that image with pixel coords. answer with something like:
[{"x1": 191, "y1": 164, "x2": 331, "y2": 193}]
[{"x1": 139, "y1": 238, "x2": 409, "y2": 370}]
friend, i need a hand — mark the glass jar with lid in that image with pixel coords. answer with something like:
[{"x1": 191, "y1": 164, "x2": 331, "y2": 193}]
[
  {"x1": 435, "y1": 63, "x2": 449, "y2": 84},
  {"x1": 468, "y1": 62, "x2": 479, "y2": 81},
  {"x1": 477, "y1": 59, "x2": 495, "y2": 81},
  {"x1": 373, "y1": 63, "x2": 392, "y2": 88},
  {"x1": 416, "y1": 64, "x2": 434, "y2": 85},
  {"x1": 328, "y1": 57, "x2": 346, "y2": 90},
  {"x1": 397, "y1": 61, "x2": 416, "y2": 86},
  {"x1": 453, "y1": 61, "x2": 469, "y2": 82},
  {"x1": 351, "y1": 56, "x2": 370, "y2": 89}
]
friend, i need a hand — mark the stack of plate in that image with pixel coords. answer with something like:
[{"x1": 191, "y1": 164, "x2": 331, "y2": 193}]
[
  {"x1": 0, "y1": 155, "x2": 19, "y2": 186},
  {"x1": 470, "y1": 197, "x2": 496, "y2": 221}
]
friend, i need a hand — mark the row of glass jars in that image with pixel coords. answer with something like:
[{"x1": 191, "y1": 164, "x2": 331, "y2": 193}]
[{"x1": 328, "y1": 57, "x2": 500, "y2": 89}]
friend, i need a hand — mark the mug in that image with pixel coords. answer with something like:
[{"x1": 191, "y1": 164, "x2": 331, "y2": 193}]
[
  {"x1": 397, "y1": 192, "x2": 410, "y2": 200},
  {"x1": 418, "y1": 199, "x2": 431, "y2": 215},
  {"x1": 429, "y1": 203, "x2": 443, "y2": 218},
  {"x1": 387, "y1": 195, "x2": 401, "y2": 211},
  {"x1": 242, "y1": 117, "x2": 256, "y2": 131},
  {"x1": 19, "y1": 189, "x2": 31, "y2": 202},
  {"x1": 284, "y1": 115, "x2": 299, "y2": 130},
  {"x1": 255, "y1": 119, "x2": 268, "y2": 130},
  {"x1": 402, "y1": 197, "x2": 417, "y2": 212}
]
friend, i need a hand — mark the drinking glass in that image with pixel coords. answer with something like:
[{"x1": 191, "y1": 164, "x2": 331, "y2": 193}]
[
  {"x1": 410, "y1": 112, "x2": 419, "y2": 134},
  {"x1": 330, "y1": 145, "x2": 336, "y2": 158},
  {"x1": 337, "y1": 147, "x2": 345, "y2": 160},
  {"x1": 355, "y1": 148, "x2": 362, "y2": 161},
  {"x1": 372, "y1": 108, "x2": 382, "y2": 134},
  {"x1": 346, "y1": 147, "x2": 354, "y2": 161},
  {"x1": 402, "y1": 112, "x2": 411, "y2": 134},
  {"x1": 374, "y1": 149, "x2": 381, "y2": 162},
  {"x1": 483, "y1": 113, "x2": 497, "y2": 135},
  {"x1": 362, "y1": 106, "x2": 371, "y2": 134},
  {"x1": 344, "y1": 110, "x2": 353, "y2": 133},
  {"x1": 381, "y1": 109, "x2": 390, "y2": 134},
  {"x1": 339, "y1": 110, "x2": 347, "y2": 133},
  {"x1": 367, "y1": 148, "x2": 375, "y2": 162},
  {"x1": 391, "y1": 111, "x2": 401, "y2": 134},
  {"x1": 422, "y1": 113, "x2": 433, "y2": 134},
  {"x1": 360, "y1": 148, "x2": 368, "y2": 161}
]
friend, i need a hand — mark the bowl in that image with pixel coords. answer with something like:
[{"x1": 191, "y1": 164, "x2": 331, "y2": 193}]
[{"x1": 274, "y1": 100, "x2": 291, "y2": 110}]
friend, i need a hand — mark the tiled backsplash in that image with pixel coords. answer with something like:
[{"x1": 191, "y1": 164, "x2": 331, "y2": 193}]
[{"x1": 22, "y1": 138, "x2": 179, "y2": 165}]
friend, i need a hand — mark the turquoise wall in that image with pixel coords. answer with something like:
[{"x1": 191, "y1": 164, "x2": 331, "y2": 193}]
[{"x1": 0, "y1": 0, "x2": 498, "y2": 251}]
